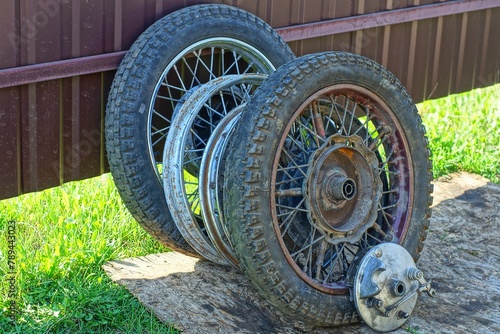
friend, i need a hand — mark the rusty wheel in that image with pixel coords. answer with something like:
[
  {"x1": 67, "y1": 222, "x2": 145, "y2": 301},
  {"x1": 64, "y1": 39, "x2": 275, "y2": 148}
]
[{"x1": 223, "y1": 52, "x2": 433, "y2": 325}]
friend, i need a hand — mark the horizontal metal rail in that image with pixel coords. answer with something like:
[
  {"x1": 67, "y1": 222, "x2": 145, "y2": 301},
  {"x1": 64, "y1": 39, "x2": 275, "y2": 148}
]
[
  {"x1": 278, "y1": 0, "x2": 500, "y2": 41},
  {"x1": 0, "y1": 52, "x2": 126, "y2": 89},
  {"x1": 0, "y1": 0, "x2": 499, "y2": 89}
]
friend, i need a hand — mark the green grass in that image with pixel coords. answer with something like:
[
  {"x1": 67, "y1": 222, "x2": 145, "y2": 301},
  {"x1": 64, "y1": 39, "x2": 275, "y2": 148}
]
[
  {"x1": 0, "y1": 175, "x2": 176, "y2": 333},
  {"x1": 418, "y1": 84, "x2": 500, "y2": 183},
  {"x1": 0, "y1": 84, "x2": 498, "y2": 333}
]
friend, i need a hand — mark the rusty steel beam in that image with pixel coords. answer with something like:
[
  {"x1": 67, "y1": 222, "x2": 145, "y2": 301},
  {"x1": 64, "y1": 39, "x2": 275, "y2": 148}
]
[{"x1": 0, "y1": 0, "x2": 499, "y2": 89}]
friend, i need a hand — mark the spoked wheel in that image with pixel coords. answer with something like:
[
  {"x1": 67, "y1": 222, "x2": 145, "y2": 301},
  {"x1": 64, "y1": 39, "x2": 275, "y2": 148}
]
[
  {"x1": 105, "y1": 4, "x2": 294, "y2": 256},
  {"x1": 164, "y1": 74, "x2": 267, "y2": 265},
  {"x1": 223, "y1": 52, "x2": 433, "y2": 325}
]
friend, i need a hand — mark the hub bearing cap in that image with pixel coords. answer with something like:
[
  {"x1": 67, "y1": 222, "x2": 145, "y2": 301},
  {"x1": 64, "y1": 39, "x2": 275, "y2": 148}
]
[{"x1": 347, "y1": 243, "x2": 436, "y2": 332}]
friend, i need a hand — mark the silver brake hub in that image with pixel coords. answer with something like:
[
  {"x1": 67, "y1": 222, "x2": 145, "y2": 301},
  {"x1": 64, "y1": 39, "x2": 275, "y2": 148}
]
[{"x1": 348, "y1": 243, "x2": 436, "y2": 332}]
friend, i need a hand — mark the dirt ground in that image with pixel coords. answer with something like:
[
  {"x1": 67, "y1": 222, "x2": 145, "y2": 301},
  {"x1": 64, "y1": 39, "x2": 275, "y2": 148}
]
[{"x1": 103, "y1": 172, "x2": 500, "y2": 333}]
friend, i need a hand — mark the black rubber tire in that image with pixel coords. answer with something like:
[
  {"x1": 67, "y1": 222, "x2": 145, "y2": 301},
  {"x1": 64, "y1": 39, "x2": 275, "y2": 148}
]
[
  {"x1": 105, "y1": 5, "x2": 295, "y2": 256},
  {"x1": 223, "y1": 52, "x2": 433, "y2": 326}
]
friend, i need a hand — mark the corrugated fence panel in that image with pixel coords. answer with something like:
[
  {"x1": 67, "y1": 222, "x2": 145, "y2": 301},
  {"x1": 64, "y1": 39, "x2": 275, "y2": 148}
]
[
  {"x1": 61, "y1": 1, "x2": 105, "y2": 183},
  {"x1": 0, "y1": 87, "x2": 22, "y2": 199},
  {"x1": 17, "y1": 1, "x2": 62, "y2": 192},
  {"x1": 0, "y1": 0, "x2": 499, "y2": 199},
  {"x1": 0, "y1": 2, "x2": 22, "y2": 199},
  {"x1": 479, "y1": 8, "x2": 500, "y2": 88}
]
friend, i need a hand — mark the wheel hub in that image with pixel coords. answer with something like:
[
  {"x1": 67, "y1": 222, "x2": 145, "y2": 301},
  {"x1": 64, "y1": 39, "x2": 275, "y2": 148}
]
[{"x1": 305, "y1": 134, "x2": 383, "y2": 244}]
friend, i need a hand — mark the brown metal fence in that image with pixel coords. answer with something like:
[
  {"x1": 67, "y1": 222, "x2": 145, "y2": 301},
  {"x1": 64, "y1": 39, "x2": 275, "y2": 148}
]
[{"x1": 0, "y1": 0, "x2": 499, "y2": 200}]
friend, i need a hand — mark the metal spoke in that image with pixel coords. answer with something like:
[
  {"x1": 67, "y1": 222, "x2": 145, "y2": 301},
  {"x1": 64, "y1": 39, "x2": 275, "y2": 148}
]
[
  {"x1": 368, "y1": 133, "x2": 389, "y2": 152},
  {"x1": 305, "y1": 229, "x2": 319, "y2": 277},
  {"x1": 160, "y1": 81, "x2": 189, "y2": 93},
  {"x1": 223, "y1": 52, "x2": 243, "y2": 75},
  {"x1": 275, "y1": 203, "x2": 309, "y2": 213},
  {"x1": 295, "y1": 117, "x2": 326, "y2": 146},
  {"x1": 208, "y1": 47, "x2": 215, "y2": 80},
  {"x1": 228, "y1": 86, "x2": 239, "y2": 106},
  {"x1": 376, "y1": 167, "x2": 400, "y2": 175},
  {"x1": 332, "y1": 96, "x2": 349, "y2": 135},
  {"x1": 315, "y1": 240, "x2": 328, "y2": 280},
  {"x1": 323, "y1": 243, "x2": 345, "y2": 283},
  {"x1": 242, "y1": 61, "x2": 255, "y2": 74},
  {"x1": 310, "y1": 102, "x2": 324, "y2": 144},
  {"x1": 276, "y1": 163, "x2": 310, "y2": 173},
  {"x1": 181, "y1": 54, "x2": 203, "y2": 88},
  {"x1": 284, "y1": 133, "x2": 313, "y2": 157},
  {"x1": 275, "y1": 188, "x2": 303, "y2": 197},
  {"x1": 324, "y1": 96, "x2": 337, "y2": 134},
  {"x1": 190, "y1": 49, "x2": 218, "y2": 81},
  {"x1": 203, "y1": 102, "x2": 226, "y2": 119},
  {"x1": 340, "y1": 98, "x2": 349, "y2": 134},
  {"x1": 281, "y1": 149, "x2": 309, "y2": 179},
  {"x1": 351, "y1": 114, "x2": 375, "y2": 137},
  {"x1": 160, "y1": 81, "x2": 181, "y2": 111},
  {"x1": 221, "y1": 49, "x2": 225, "y2": 74},
  {"x1": 151, "y1": 125, "x2": 170, "y2": 137},
  {"x1": 379, "y1": 149, "x2": 395, "y2": 169},
  {"x1": 155, "y1": 94, "x2": 181, "y2": 104},
  {"x1": 380, "y1": 203, "x2": 397, "y2": 211},
  {"x1": 279, "y1": 198, "x2": 307, "y2": 236},
  {"x1": 188, "y1": 128, "x2": 208, "y2": 148},
  {"x1": 371, "y1": 221, "x2": 388, "y2": 239},
  {"x1": 194, "y1": 113, "x2": 217, "y2": 130},
  {"x1": 239, "y1": 83, "x2": 254, "y2": 100},
  {"x1": 233, "y1": 51, "x2": 241, "y2": 74},
  {"x1": 343, "y1": 244, "x2": 358, "y2": 257},
  {"x1": 366, "y1": 231, "x2": 385, "y2": 244},
  {"x1": 275, "y1": 176, "x2": 304, "y2": 187},
  {"x1": 377, "y1": 201, "x2": 394, "y2": 230},
  {"x1": 172, "y1": 64, "x2": 187, "y2": 92},
  {"x1": 360, "y1": 232, "x2": 371, "y2": 248},
  {"x1": 184, "y1": 156, "x2": 203, "y2": 167},
  {"x1": 152, "y1": 132, "x2": 169, "y2": 148},
  {"x1": 184, "y1": 148, "x2": 205, "y2": 156},
  {"x1": 347, "y1": 102, "x2": 358, "y2": 135},
  {"x1": 219, "y1": 91, "x2": 229, "y2": 116},
  {"x1": 153, "y1": 109, "x2": 172, "y2": 124},
  {"x1": 291, "y1": 233, "x2": 325, "y2": 258}
]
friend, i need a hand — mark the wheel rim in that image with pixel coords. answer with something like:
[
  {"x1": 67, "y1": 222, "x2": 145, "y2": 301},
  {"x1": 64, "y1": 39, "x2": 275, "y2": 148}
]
[
  {"x1": 271, "y1": 84, "x2": 413, "y2": 294},
  {"x1": 148, "y1": 38, "x2": 276, "y2": 181},
  {"x1": 199, "y1": 105, "x2": 244, "y2": 269},
  {"x1": 163, "y1": 74, "x2": 267, "y2": 264}
]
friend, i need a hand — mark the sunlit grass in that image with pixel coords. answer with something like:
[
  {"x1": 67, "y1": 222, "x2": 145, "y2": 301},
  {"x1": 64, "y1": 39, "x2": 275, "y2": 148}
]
[
  {"x1": 418, "y1": 84, "x2": 500, "y2": 183},
  {"x1": 0, "y1": 175, "x2": 174, "y2": 333}
]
